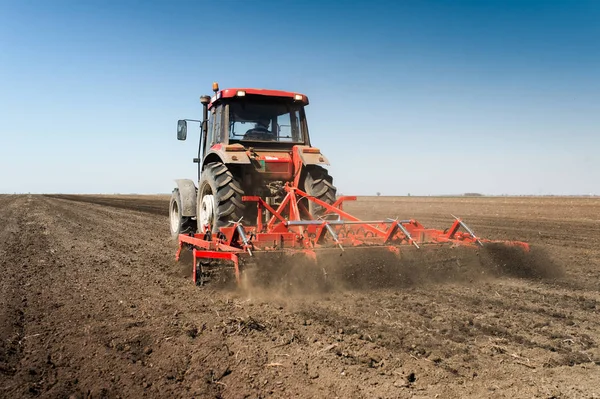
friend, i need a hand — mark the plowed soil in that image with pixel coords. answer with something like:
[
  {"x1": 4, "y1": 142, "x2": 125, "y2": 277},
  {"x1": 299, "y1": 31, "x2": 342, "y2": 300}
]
[{"x1": 1, "y1": 194, "x2": 599, "y2": 399}]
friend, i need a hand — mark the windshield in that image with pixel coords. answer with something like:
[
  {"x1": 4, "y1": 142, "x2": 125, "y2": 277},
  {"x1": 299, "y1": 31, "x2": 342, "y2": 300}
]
[{"x1": 228, "y1": 98, "x2": 306, "y2": 143}]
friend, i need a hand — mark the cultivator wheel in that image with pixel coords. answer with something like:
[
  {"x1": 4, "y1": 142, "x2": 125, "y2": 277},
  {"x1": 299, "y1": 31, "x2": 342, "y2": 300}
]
[{"x1": 194, "y1": 258, "x2": 237, "y2": 288}]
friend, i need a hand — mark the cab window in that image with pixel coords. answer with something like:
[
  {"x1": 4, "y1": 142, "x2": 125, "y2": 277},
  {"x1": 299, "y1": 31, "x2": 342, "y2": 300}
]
[{"x1": 207, "y1": 105, "x2": 224, "y2": 146}]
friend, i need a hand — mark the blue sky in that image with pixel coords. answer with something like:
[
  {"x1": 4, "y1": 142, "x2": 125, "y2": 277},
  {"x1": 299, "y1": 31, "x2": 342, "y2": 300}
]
[{"x1": 0, "y1": 0, "x2": 598, "y2": 195}]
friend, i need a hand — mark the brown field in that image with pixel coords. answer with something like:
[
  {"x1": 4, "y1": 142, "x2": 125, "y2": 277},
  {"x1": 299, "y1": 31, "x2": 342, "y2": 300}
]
[{"x1": 1, "y1": 194, "x2": 599, "y2": 398}]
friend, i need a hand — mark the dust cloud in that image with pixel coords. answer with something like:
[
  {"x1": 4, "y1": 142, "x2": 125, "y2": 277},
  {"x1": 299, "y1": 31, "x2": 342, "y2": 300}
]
[{"x1": 231, "y1": 243, "x2": 564, "y2": 298}]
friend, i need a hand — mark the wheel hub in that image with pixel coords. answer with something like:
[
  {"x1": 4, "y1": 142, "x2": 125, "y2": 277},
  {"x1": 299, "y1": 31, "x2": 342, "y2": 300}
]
[
  {"x1": 170, "y1": 200, "x2": 180, "y2": 233},
  {"x1": 199, "y1": 194, "x2": 216, "y2": 232}
]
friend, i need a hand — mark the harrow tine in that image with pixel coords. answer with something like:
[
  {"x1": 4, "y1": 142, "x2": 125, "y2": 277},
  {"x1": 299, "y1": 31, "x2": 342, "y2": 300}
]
[
  {"x1": 387, "y1": 218, "x2": 420, "y2": 249},
  {"x1": 451, "y1": 214, "x2": 484, "y2": 247},
  {"x1": 236, "y1": 223, "x2": 253, "y2": 256},
  {"x1": 324, "y1": 222, "x2": 344, "y2": 252},
  {"x1": 230, "y1": 217, "x2": 253, "y2": 256}
]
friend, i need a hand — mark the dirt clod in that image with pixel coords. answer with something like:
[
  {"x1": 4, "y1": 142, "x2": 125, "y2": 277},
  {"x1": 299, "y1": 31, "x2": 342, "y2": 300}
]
[{"x1": 407, "y1": 372, "x2": 416, "y2": 383}]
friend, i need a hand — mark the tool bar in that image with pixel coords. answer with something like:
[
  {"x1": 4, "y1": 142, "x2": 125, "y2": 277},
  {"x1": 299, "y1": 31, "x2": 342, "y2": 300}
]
[{"x1": 286, "y1": 219, "x2": 412, "y2": 226}]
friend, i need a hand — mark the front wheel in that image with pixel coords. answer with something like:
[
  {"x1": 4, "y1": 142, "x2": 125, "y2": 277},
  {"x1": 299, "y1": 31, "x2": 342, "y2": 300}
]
[{"x1": 169, "y1": 188, "x2": 196, "y2": 240}]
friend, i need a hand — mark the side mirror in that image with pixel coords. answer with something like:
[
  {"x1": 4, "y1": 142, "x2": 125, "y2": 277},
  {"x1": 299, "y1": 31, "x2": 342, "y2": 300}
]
[{"x1": 177, "y1": 120, "x2": 187, "y2": 141}]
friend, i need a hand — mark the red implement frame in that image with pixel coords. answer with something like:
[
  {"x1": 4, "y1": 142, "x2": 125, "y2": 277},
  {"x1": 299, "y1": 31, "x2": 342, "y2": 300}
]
[{"x1": 176, "y1": 185, "x2": 530, "y2": 285}]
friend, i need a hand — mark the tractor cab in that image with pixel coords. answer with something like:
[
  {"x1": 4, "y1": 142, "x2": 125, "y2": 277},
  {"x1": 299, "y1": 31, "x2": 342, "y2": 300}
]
[{"x1": 204, "y1": 86, "x2": 311, "y2": 151}]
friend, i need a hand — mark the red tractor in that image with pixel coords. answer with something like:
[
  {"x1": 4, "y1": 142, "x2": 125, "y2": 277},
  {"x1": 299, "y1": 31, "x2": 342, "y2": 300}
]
[{"x1": 169, "y1": 82, "x2": 336, "y2": 238}]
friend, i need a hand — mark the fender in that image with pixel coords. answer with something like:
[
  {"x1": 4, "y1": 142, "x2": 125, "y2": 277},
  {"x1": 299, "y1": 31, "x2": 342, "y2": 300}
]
[
  {"x1": 174, "y1": 179, "x2": 197, "y2": 217},
  {"x1": 205, "y1": 143, "x2": 252, "y2": 166},
  {"x1": 292, "y1": 145, "x2": 330, "y2": 166},
  {"x1": 292, "y1": 145, "x2": 331, "y2": 187}
]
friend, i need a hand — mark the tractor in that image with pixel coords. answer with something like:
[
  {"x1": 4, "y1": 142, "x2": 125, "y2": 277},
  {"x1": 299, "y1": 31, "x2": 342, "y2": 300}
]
[{"x1": 169, "y1": 82, "x2": 336, "y2": 239}]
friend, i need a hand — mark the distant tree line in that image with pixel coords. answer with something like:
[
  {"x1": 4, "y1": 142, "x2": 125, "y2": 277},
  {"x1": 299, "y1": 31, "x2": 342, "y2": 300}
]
[{"x1": 463, "y1": 193, "x2": 484, "y2": 197}]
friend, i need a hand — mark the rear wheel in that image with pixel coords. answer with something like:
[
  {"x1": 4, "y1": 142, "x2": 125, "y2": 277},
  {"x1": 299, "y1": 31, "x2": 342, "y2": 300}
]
[
  {"x1": 197, "y1": 162, "x2": 246, "y2": 234},
  {"x1": 303, "y1": 165, "x2": 337, "y2": 217},
  {"x1": 169, "y1": 189, "x2": 196, "y2": 240}
]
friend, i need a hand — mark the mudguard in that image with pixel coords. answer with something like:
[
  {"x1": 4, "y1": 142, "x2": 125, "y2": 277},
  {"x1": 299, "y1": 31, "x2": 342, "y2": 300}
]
[
  {"x1": 206, "y1": 144, "x2": 252, "y2": 165},
  {"x1": 292, "y1": 145, "x2": 330, "y2": 166},
  {"x1": 174, "y1": 179, "x2": 197, "y2": 217},
  {"x1": 292, "y1": 145, "x2": 331, "y2": 188}
]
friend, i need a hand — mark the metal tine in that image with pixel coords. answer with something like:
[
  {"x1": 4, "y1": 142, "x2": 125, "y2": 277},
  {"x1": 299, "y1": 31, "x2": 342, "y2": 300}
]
[
  {"x1": 387, "y1": 218, "x2": 420, "y2": 249},
  {"x1": 230, "y1": 217, "x2": 253, "y2": 256},
  {"x1": 324, "y1": 223, "x2": 344, "y2": 252},
  {"x1": 451, "y1": 214, "x2": 484, "y2": 247}
]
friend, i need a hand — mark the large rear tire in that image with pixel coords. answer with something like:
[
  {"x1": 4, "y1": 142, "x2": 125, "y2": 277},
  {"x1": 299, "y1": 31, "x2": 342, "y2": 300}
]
[
  {"x1": 197, "y1": 162, "x2": 246, "y2": 234},
  {"x1": 303, "y1": 165, "x2": 337, "y2": 217},
  {"x1": 169, "y1": 189, "x2": 196, "y2": 240}
]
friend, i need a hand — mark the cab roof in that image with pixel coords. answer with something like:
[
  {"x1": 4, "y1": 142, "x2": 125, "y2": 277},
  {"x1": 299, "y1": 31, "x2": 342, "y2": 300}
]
[{"x1": 208, "y1": 88, "x2": 309, "y2": 109}]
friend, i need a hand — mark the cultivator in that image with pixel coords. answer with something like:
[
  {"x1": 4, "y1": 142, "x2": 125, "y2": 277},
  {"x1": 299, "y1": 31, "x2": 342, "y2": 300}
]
[{"x1": 175, "y1": 184, "x2": 531, "y2": 287}]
